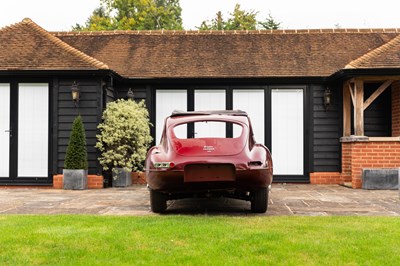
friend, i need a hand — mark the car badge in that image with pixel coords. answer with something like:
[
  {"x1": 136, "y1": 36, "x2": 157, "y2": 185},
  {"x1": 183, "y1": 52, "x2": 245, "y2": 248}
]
[{"x1": 203, "y1": 146, "x2": 215, "y2": 152}]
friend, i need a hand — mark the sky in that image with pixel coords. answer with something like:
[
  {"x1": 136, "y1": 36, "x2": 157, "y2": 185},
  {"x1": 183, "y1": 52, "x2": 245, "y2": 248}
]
[{"x1": 0, "y1": 0, "x2": 400, "y2": 31}]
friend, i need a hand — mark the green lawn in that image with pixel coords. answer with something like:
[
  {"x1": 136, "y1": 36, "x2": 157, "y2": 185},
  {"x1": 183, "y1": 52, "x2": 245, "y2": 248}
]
[{"x1": 0, "y1": 215, "x2": 399, "y2": 265}]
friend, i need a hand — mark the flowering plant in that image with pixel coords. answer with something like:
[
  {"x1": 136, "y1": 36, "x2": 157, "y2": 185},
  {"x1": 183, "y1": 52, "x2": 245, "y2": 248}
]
[{"x1": 96, "y1": 99, "x2": 152, "y2": 172}]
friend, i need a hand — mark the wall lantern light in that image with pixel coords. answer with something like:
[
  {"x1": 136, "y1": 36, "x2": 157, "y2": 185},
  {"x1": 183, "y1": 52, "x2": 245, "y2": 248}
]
[
  {"x1": 323, "y1": 87, "x2": 332, "y2": 110},
  {"x1": 71, "y1": 81, "x2": 80, "y2": 105},
  {"x1": 127, "y1": 88, "x2": 134, "y2": 100}
]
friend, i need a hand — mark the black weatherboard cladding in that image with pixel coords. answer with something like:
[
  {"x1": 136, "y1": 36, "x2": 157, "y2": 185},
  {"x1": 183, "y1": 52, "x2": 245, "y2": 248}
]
[
  {"x1": 312, "y1": 84, "x2": 341, "y2": 172},
  {"x1": 57, "y1": 78, "x2": 102, "y2": 175},
  {"x1": 364, "y1": 83, "x2": 391, "y2": 137}
]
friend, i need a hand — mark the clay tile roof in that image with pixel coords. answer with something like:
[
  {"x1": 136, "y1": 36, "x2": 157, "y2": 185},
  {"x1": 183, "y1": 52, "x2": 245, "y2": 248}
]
[
  {"x1": 0, "y1": 18, "x2": 108, "y2": 71},
  {"x1": 345, "y1": 34, "x2": 400, "y2": 69},
  {"x1": 55, "y1": 29, "x2": 399, "y2": 79}
]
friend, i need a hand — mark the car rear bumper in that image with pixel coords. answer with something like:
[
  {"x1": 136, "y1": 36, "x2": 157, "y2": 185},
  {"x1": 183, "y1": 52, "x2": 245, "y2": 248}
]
[{"x1": 146, "y1": 168, "x2": 273, "y2": 193}]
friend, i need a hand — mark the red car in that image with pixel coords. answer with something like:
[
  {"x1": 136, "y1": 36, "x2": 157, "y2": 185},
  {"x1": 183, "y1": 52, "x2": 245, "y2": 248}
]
[{"x1": 145, "y1": 110, "x2": 273, "y2": 213}]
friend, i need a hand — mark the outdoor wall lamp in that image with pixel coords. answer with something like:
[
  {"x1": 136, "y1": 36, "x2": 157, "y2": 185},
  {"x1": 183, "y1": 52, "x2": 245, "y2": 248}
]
[
  {"x1": 323, "y1": 87, "x2": 332, "y2": 111},
  {"x1": 127, "y1": 88, "x2": 134, "y2": 100},
  {"x1": 71, "y1": 81, "x2": 80, "y2": 106}
]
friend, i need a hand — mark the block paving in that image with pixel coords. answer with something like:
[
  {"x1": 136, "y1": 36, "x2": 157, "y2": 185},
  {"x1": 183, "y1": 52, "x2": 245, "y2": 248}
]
[{"x1": 0, "y1": 184, "x2": 398, "y2": 216}]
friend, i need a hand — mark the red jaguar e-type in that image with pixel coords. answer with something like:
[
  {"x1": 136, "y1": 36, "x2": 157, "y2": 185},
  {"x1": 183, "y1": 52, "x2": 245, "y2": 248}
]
[{"x1": 145, "y1": 110, "x2": 273, "y2": 213}]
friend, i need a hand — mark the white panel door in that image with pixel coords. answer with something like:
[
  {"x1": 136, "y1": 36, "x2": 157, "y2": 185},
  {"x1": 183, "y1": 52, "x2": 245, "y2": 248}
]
[
  {"x1": 194, "y1": 90, "x2": 225, "y2": 138},
  {"x1": 18, "y1": 83, "x2": 49, "y2": 177},
  {"x1": 156, "y1": 90, "x2": 187, "y2": 143},
  {"x1": 271, "y1": 89, "x2": 303, "y2": 175},
  {"x1": 233, "y1": 89, "x2": 264, "y2": 143},
  {"x1": 0, "y1": 84, "x2": 10, "y2": 178}
]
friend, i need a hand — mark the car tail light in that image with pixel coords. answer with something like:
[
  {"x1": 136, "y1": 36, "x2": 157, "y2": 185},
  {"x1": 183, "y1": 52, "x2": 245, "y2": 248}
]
[{"x1": 154, "y1": 162, "x2": 175, "y2": 169}]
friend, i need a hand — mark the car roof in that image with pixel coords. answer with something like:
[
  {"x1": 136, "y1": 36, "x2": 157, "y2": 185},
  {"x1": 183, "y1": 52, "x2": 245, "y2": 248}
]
[
  {"x1": 166, "y1": 110, "x2": 250, "y2": 127},
  {"x1": 170, "y1": 110, "x2": 248, "y2": 117}
]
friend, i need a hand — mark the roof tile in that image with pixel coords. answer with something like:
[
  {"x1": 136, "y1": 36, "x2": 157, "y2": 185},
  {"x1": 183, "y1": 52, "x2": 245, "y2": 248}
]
[
  {"x1": 346, "y1": 35, "x2": 400, "y2": 69},
  {"x1": 0, "y1": 18, "x2": 108, "y2": 71},
  {"x1": 56, "y1": 30, "x2": 398, "y2": 78}
]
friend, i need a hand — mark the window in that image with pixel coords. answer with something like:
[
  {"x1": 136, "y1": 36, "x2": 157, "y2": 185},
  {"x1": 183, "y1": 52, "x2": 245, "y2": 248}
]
[{"x1": 173, "y1": 121, "x2": 243, "y2": 139}]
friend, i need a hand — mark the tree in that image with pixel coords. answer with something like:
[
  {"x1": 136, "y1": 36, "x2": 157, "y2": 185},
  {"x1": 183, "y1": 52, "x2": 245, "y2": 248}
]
[
  {"x1": 74, "y1": 0, "x2": 183, "y2": 31},
  {"x1": 73, "y1": 6, "x2": 113, "y2": 31},
  {"x1": 226, "y1": 4, "x2": 258, "y2": 30},
  {"x1": 198, "y1": 4, "x2": 281, "y2": 31},
  {"x1": 64, "y1": 115, "x2": 88, "y2": 170},
  {"x1": 258, "y1": 14, "x2": 281, "y2": 30},
  {"x1": 199, "y1": 4, "x2": 257, "y2": 30}
]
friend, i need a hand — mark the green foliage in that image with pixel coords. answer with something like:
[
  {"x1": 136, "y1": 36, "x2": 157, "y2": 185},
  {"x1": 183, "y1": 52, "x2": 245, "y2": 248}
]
[
  {"x1": 258, "y1": 14, "x2": 281, "y2": 30},
  {"x1": 96, "y1": 99, "x2": 152, "y2": 172},
  {"x1": 64, "y1": 115, "x2": 88, "y2": 170},
  {"x1": 1, "y1": 216, "x2": 400, "y2": 265},
  {"x1": 74, "y1": 0, "x2": 183, "y2": 31},
  {"x1": 198, "y1": 4, "x2": 280, "y2": 30},
  {"x1": 72, "y1": 6, "x2": 114, "y2": 31}
]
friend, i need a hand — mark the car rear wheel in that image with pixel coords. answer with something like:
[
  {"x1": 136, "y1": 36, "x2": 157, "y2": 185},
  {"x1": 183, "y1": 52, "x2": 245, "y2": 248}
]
[
  {"x1": 150, "y1": 189, "x2": 167, "y2": 213},
  {"x1": 251, "y1": 188, "x2": 268, "y2": 213}
]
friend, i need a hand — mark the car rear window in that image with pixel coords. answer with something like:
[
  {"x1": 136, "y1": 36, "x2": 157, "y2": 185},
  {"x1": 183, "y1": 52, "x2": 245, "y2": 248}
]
[{"x1": 173, "y1": 121, "x2": 243, "y2": 139}]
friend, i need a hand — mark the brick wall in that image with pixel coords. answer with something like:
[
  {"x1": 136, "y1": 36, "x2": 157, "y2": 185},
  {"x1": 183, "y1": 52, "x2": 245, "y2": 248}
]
[
  {"x1": 341, "y1": 141, "x2": 400, "y2": 188},
  {"x1": 392, "y1": 81, "x2": 400, "y2": 136},
  {"x1": 53, "y1": 175, "x2": 104, "y2": 189},
  {"x1": 310, "y1": 172, "x2": 342, "y2": 184},
  {"x1": 132, "y1": 172, "x2": 146, "y2": 185}
]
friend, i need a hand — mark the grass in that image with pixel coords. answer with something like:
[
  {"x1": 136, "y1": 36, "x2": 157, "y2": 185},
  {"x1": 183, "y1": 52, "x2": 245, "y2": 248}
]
[{"x1": 0, "y1": 215, "x2": 399, "y2": 265}]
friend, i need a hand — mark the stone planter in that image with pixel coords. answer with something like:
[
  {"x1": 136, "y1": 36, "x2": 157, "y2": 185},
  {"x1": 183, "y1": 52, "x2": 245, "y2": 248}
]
[
  {"x1": 63, "y1": 169, "x2": 88, "y2": 190},
  {"x1": 112, "y1": 168, "x2": 132, "y2": 187}
]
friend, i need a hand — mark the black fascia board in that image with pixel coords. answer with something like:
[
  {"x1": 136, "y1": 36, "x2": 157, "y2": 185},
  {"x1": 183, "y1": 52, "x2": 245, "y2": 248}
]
[
  {"x1": 328, "y1": 68, "x2": 400, "y2": 83},
  {"x1": 0, "y1": 69, "x2": 118, "y2": 78},
  {"x1": 116, "y1": 76, "x2": 328, "y2": 86}
]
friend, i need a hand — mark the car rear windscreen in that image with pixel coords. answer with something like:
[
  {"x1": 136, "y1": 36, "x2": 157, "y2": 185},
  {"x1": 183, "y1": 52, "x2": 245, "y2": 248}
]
[
  {"x1": 173, "y1": 121, "x2": 243, "y2": 139},
  {"x1": 170, "y1": 121, "x2": 246, "y2": 156}
]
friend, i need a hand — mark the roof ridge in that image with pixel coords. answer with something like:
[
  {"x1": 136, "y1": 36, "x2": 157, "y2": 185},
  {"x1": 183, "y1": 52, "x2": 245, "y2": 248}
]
[
  {"x1": 345, "y1": 35, "x2": 400, "y2": 68},
  {"x1": 53, "y1": 28, "x2": 400, "y2": 36},
  {"x1": 19, "y1": 18, "x2": 109, "y2": 70}
]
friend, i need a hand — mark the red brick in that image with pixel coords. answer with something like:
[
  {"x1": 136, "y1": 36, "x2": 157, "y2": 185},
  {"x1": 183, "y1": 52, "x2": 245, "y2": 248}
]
[{"x1": 52, "y1": 174, "x2": 104, "y2": 189}]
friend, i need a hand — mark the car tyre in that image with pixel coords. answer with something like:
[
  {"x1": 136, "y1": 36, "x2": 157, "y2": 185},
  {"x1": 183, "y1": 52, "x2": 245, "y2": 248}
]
[
  {"x1": 251, "y1": 188, "x2": 268, "y2": 213},
  {"x1": 150, "y1": 189, "x2": 167, "y2": 213}
]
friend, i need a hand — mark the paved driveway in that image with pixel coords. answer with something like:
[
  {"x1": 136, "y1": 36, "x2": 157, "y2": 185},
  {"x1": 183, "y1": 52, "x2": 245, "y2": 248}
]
[{"x1": 0, "y1": 184, "x2": 399, "y2": 216}]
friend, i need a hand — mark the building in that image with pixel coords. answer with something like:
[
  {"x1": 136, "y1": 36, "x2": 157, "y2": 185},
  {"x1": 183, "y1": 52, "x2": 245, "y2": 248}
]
[{"x1": 1, "y1": 18, "x2": 400, "y2": 188}]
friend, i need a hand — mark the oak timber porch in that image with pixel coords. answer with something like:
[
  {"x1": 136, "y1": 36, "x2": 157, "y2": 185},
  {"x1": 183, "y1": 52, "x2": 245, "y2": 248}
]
[
  {"x1": 340, "y1": 77, "x2": 400, "y2": 188},
  {"x1": 311, "y1": 77, "x2": 400, "y2": 188}
]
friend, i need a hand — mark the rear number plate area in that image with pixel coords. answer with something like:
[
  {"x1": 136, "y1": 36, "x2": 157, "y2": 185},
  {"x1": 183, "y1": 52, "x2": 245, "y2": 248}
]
[{"x1": 184, "y1": 164, "x2": 235, "y2": 182}]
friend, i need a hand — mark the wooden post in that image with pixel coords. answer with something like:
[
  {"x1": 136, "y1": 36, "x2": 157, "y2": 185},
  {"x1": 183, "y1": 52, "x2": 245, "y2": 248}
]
[
  {"x1": 343, "y1": 82, "x2": 351, "y2": 136},
  {"x1": 354, "y1": 79, "x2": 364, "y2": 136}
]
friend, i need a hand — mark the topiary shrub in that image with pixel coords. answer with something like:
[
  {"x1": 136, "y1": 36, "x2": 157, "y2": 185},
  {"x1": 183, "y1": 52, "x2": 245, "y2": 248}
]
[
  {"x1": 64, "y1": 115, "x2": 88, "y2": 170},
  {"x1": 95, "y1": 99, "x2": 152, "y2": 172}
]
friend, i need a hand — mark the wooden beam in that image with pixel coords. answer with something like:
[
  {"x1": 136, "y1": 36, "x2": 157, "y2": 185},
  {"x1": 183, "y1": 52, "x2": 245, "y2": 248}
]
[
  {"x1": 363, "y1": 80, "x2": 394, "y2": 110},
  {"x1": 354, "y1": 79, "x2": 364, "y2": 136},
  {"x1": 343, "y1": 82, "x2": 351, "y2": 136},
  {"x1": 347, "y1": 82, "x2": 356, "y2": 106}
]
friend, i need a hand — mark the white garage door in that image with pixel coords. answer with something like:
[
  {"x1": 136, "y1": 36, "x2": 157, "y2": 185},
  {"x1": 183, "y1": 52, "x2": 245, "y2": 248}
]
[
  {"x1": 233, "y1": 89, "x2": 264, "y2": 143},
  {"x1": 194, "y1": 90, "x2": 226, "y2": 137},
  {"x1": 18, "y1": 83, "x2": 49, "y2": 177},
  {"x1": 0, "y1": 84, "x2": 10, "y2": 178},
  {"x1": 156, "y1": 90, "x2": 187, "y2": 144},
  {"x1": 271, "y1": 89, "x2": 303, "y2": 175}
]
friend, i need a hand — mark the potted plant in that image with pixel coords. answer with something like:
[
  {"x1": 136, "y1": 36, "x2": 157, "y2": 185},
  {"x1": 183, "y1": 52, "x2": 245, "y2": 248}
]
[
  {"x1": 63, "y1": 115, "x2": 88, "y2": 189},
  {"x1": 96, "y1": 99, "x2": 152, "y2": 187}
]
